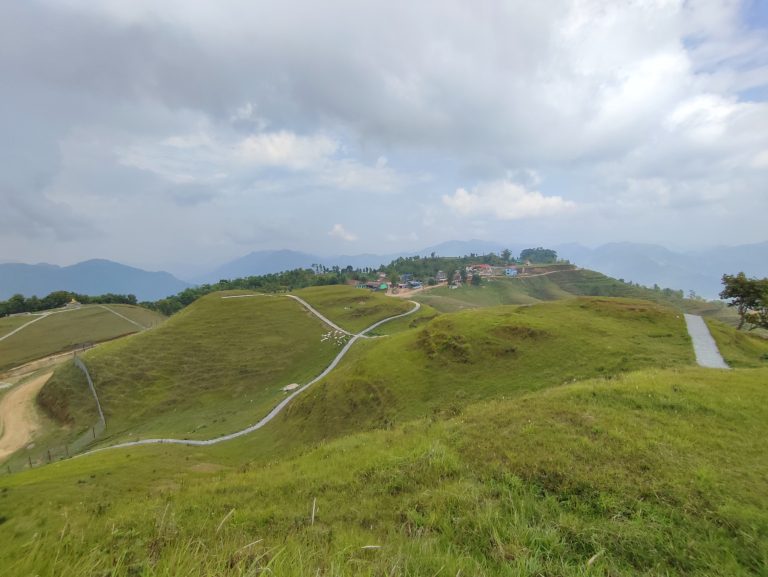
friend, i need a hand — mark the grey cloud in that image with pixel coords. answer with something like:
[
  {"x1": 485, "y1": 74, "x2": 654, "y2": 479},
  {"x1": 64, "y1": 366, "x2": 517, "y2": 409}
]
[{"x1": 1, "y1": 0, "x2": 767, "y2": 266}]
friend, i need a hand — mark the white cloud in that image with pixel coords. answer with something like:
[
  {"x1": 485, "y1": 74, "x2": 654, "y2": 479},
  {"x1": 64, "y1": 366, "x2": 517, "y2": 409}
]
[
  {"x1": 4, "y1": 0, "x2": 768, "y2": 265},
  {"x1": 328, "y1": 223, "x2": 357, "y2": 242},
  {"x1": 319, "y1": 157, "x2": 404, "y2": 193},
  {"x1": 238, "y1": 131, "x2": 338, "y2": 170},
  {"x1": 665, "y1": 94, "x2": 740, "y2": 143},
  {"x1": 752, "y1": 150, "x2": 768, "y2": 169},
  {"x1": 117, "y1": 128, "x2": 415, "y2": 195},
  {"x1": 443, "y1": 179, "x2": 575, "y2": 220}
]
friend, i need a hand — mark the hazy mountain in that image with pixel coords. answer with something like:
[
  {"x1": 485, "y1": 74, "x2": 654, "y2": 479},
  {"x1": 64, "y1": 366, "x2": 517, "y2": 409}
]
[
  {"x1": 197, "y1": 241, "x2": 517, "y2": 284},
  {"x1": 556, "y1": 242, "x2": 768, "y2": 300},
  {"x1": 417, "y1": 239, "x2": 511, "y2": 257},
  {"x1": 203, "y1": 239, "x2": 768, "y2": 299},
  {"x1": 0, "y1": 259, "x2": 190, "y2": 301},
  {"x1": 200, "y1": 250, "x2": 320, "y2": 283}
]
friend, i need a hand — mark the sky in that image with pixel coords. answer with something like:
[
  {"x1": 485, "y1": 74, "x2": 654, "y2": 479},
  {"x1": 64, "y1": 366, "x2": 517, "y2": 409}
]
[{"x1": 1, "y1": 0, "x2": 767, "y2": 276}]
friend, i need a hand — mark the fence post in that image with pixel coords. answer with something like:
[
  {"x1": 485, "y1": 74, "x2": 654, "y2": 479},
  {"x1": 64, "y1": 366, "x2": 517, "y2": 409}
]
[{"x1": 28, "y1": 455, "x2": 32, "y2": 468}]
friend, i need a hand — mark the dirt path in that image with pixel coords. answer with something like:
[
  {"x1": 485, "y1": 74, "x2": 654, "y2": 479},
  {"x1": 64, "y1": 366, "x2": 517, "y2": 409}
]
[{"x1": 0, "y1": 371, "x2": 52, "y2": 461}]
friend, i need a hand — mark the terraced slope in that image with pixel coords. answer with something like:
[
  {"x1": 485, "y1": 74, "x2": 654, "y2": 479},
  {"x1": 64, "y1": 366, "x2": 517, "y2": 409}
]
[
  {"x1": 0, "y1": 305, "x2": 166, "y2": 372},
  {"x1": 37, "y1": 292, "x2": 346, "y2": 445}
]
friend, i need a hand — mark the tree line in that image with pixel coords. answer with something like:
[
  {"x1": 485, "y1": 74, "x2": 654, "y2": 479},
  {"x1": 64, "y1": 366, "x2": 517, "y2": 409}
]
[
  {"x1": 1, "y1": 248, "x2": 565, "y2": 317},
  {"x1": 0, "y1": 291, "x2": 138, "y2": 317}
]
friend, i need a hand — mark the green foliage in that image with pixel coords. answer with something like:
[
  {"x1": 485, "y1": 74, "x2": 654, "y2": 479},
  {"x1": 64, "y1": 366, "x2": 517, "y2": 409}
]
[
  {"x1": 705, "y1": 318, "x2": 768, "y2": 367},
  {"x1": 720, "y1": 272, "x2": 768, "y2": 330},
  {"x1": 519, "y1": 247, "x2": 558, "y2": 263},
  {"x1": 0, "y1": 291, "x2": 138, "y2": 316}
]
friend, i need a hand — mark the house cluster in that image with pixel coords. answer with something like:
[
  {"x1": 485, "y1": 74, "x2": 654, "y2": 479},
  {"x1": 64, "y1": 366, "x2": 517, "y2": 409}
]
[
  {"x1": 465, "y1": 264, "x2": 518, "y2": 278},
  {"x1": 353, "y1": 263, "x2": 522, "y2": 293}
]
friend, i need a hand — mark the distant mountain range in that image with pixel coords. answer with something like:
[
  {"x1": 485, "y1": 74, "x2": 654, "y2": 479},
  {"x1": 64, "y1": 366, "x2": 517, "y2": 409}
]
[
  {"x1": 555, "y1": 242, "x2": 768, "y2": 300},
  {"x1": 2, "y1": 240, "x2": 765, "y2": 302},
  {"x1": 0, "y1": 259, "x2": 190, "y2": 301},
  {"x1": 196, "y1": 240, "x2": 515, "y2": 284}
]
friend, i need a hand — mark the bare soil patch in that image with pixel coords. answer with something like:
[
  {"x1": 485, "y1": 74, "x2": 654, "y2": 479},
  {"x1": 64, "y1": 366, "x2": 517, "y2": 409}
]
[{"x1": 0, "y1": 372, "x2": 52, "y2": 461}]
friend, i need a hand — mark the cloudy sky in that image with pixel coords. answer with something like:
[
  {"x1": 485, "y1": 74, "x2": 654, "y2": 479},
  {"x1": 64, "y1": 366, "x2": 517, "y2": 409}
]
[{"x1": 2, "y1": 0, "x2": 767, "y2": 276}]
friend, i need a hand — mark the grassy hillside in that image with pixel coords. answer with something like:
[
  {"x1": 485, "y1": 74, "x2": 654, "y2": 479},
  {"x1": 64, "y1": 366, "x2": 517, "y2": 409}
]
[
  {"x1": 37, "y1": 292, "x2": 350, "y2": 446},
  {"x1": 292, "y1": 285, "x2": 412, "y2": 333},
  {"x1": 706, "y1": 319, "x2": 768, "y2": 368},
  {"x1": 269, "y1": 298, "x2": 695, "y2": 445},
  {"x1": 0, "y1": 366, "x2": 765, "y2": 576},
  {"x1": 0, "y1": 305, "x2": 166, "y2": 372},
  {"x1": 0, "y1": 315, "x2": 36, "y2": 338},
  {"x1": 416, "y1": 269, "x2": 744, "y2": 326}
]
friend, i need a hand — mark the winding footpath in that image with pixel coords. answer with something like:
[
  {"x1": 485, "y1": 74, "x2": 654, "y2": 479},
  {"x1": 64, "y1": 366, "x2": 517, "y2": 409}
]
[
  {"x1": 75, "y1": 296, "x2": 420, "y2": 457},
  {"x1": 684, "y1": 314, "x2": 730, "y2": 369}
]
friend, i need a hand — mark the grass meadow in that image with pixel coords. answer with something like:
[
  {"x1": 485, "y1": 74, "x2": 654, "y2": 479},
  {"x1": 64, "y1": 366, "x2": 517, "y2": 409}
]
[
  {"x1": 1, "y1": 285, "x2": 766, "y2": 575},
  {"x1": 0, "y1": 306, "x2": 166, "y2": 372},
  {"x1": 292, "y1": 286, "x2": 413, "y2": 333},
  {"x1": 37, "y1": 293, "x2": 351, "y2": 446},
  {"x1": 0, "y1": 366, "x2": 765, "y2": 576}
]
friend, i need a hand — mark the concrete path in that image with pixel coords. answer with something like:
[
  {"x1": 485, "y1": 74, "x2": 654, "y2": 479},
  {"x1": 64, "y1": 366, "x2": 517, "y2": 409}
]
[
  {"x1": 74, "y1": 299, "x2": 421, "y2": 458},
  {"x1": 684, "y1": 314, "x2": 730, "y2": 369},
  {"x1": 285, "y1": 294, "x2": 355, "y2": 336},
  {"x1": 0, "y1": 314, "x2": 48, "y2": 343},
  {"x1": 98, "y1": 304, "x2": 146, "y2": 330}
]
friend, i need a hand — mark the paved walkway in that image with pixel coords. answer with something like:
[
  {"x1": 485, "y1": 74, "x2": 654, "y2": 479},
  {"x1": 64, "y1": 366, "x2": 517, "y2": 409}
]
[
  {"x1": 684, "y1": 314, "x2": 730, "y2": 369},
  {"x1": 74, "y1": 298, "x2": 420, "y2": 458}
]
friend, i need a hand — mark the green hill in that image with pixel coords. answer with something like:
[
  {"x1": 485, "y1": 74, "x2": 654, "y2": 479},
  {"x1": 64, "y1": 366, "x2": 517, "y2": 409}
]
[
  {"x1": 414, "y1": 269, "x2": 738, "y2": 321},
  {"x1": 264, "y1": 297, "x2": 695, "y2": 447},
  {"x1": 1, "y1": 285, "x2": 766, "y2": 575},
  {"x1": 37, "y1": 292, "x2": 352, "y2": 446},
  {"x1": 0, "y1": 304, "x2": 165, "y2": 373},
  {"x1": 35, "y1": 288, "x2": 412, "y2": 449},
  {"x1": 0, "y1": 366, "x2": 765, "y2": 576},
  {"x1": 292, "y1": 285, "x2": 413, "y2": 333}
]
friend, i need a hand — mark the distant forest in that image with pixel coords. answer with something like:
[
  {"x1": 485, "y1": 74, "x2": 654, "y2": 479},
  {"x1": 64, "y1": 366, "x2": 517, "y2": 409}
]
[{"x1": 0, "y1": 248, "x2": 692, "y2": 318}]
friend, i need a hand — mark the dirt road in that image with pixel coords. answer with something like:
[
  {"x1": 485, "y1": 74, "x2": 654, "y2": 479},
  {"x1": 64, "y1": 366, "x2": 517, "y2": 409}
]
[{"x1": 0, "y1": 371, "x2": 52, "y2": 461}]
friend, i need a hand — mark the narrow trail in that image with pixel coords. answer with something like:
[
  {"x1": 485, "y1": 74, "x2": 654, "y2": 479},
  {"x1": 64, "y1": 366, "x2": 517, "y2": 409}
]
[
  {"x1": 684, "y1": 314, "x2": 730, "y2": 369},
  {"x1": 0, "y1": 372, "x2": 53, "y2": 461},
  {"x1": 74, "y1": 298, "x2": 421, "y2": 458},
  {"x1": 285, "y1": 294, "x2": 355, "y2": 336},
  {"x1": 98, "y1": 304, "x2": 146, "y2": 330},
  {"x1": 0, "y1": 304, "x2": 139, "y2": 344},
  {"x1": 0, "y1": 314, "x2": 48, "y2": 343}
]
